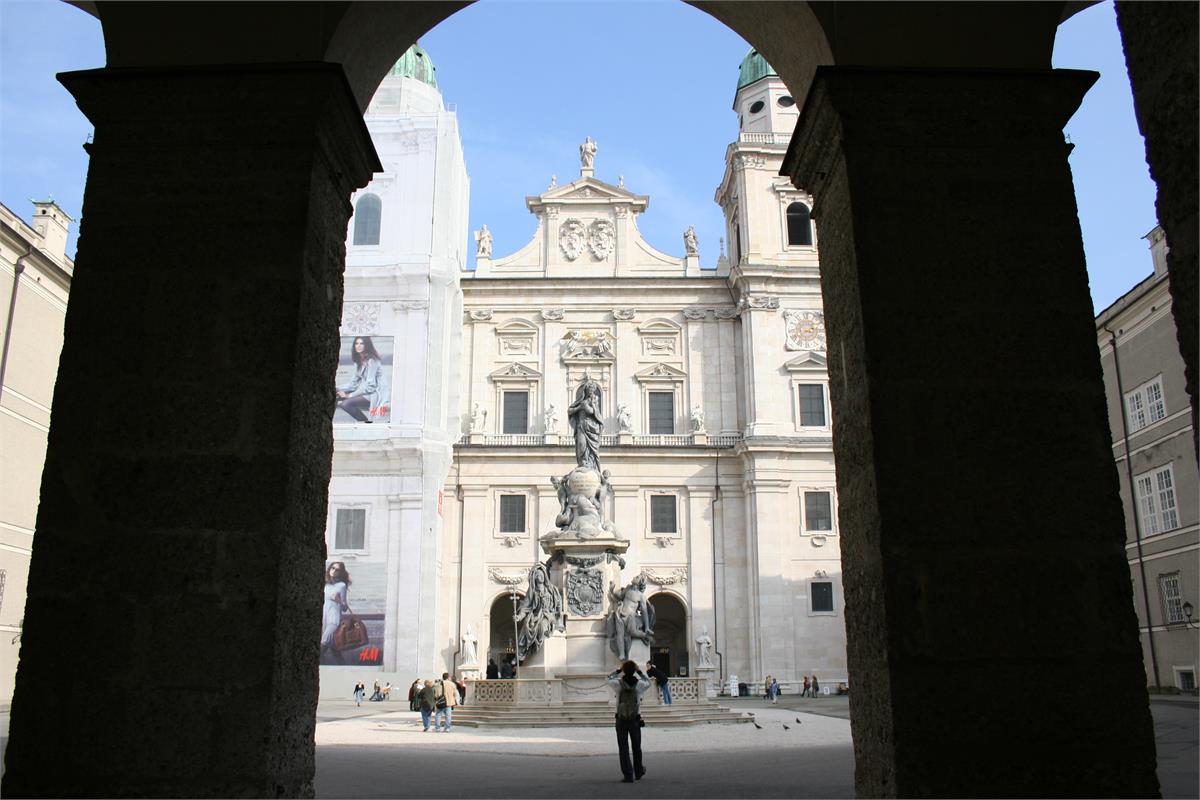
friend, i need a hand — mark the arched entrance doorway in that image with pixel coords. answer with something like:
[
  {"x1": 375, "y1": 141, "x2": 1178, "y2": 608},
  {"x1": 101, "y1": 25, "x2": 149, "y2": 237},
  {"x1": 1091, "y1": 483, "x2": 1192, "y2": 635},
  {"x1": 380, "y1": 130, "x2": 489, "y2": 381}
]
[
  {"x1": 487, "y1": 592, "x2": 522, "y2": 677},
  {"x1": 648, "y1": 592, "x2": 688, "y2": 678}
]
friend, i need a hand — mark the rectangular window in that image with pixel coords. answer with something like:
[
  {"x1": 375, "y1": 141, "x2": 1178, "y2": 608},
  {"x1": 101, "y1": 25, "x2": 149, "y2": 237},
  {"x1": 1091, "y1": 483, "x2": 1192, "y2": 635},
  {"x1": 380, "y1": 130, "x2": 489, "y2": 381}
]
[
  {"x1": 811, "y1": 581, "x2": 834, "y2": 613},
  {"x1": 804, "y1": 491, "x2": 833, "y2": 532},
  {"x1": 797, "y1": 384, "x2": 826, "y2": 427},
  {"x1": 650, "y1": 495, "x2": 677, "y2": 533},
  {"x1": 1159, "y1": 573, "x2": 1184, "y2": 624},
  {"x1": 502, "y1": 391, "x2": 529, "y2": 434},
  {"x1": 334, "y1": 508, "x2": 366, "y2": 550},
  {"x1": 1136, "y1": 464, "x2": 1179, "y2": 535},
  {"x1": 1125, "y1": 376, "x2": 1167, "y2": 432},
  {"x1": 1180, "y1": 671, "x2": 1196, "y2": 693},
  {"x1": 648, "y1": 391, "x2": 675, "y2": 435},
  {"x1": 499, "y1": 494, "x2": 526, "y2": 533}
]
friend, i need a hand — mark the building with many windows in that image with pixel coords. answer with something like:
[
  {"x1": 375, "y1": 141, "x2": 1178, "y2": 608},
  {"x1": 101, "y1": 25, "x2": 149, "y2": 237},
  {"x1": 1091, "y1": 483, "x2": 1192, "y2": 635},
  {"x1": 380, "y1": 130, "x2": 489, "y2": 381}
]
[
  {"x1": 442, "y1": 51, "x2": 846, "y2": 691},
  {"x1": 1096, "y1": 225, "x2": 1199, "y2": 693}
]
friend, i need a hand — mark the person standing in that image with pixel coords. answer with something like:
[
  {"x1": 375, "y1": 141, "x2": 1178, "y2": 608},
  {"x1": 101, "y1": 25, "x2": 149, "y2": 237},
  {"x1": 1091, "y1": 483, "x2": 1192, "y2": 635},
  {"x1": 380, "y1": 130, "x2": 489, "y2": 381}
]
[
  {"x1": 455, "y1": 675, "x2": 467, "y2": 705},
  {"x1": 646, "y1": 661, "x2": 672, "y2": 705},
  {"x1": 811, "y1": 674, "x2": 820, "y2": 697},
  {"x1": 608, "y1": 661, "x2": 651, "y2": 783},
  {"x1": 801, "y1": 675, "x2": 810, "y2": 698},
  {"x1": 408, "y1": 678, "x2": 422, "y2": 711},
  {"x1": 763, "y1": 675, "x2": 773, "y2": 701},
  {"x1": 353, "y1": 681, "x2": 365, "y2": 706},
  {"x1": 486, "y1": 658, "x2": 499, "y2": 680},
  {"x1": 417, "y1": 680, "x2": 438, "y2": 731},
  {"x1": 770, "y1": 676, "x2": 780, "y2": 704},
  {"x1": 435, "y1": 672, "x2": 458, "y2": 732}
]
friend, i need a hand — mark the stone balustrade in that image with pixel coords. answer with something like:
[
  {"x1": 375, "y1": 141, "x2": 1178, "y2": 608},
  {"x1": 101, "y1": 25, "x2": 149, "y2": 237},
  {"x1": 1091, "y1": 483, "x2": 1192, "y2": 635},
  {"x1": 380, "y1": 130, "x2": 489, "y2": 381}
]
[
  {"x1": 466, "y1": 676, "x2": 709, "y2": 706},
  {"x1": 458, "y1": 433, "x2": 742, "y2": 448}
]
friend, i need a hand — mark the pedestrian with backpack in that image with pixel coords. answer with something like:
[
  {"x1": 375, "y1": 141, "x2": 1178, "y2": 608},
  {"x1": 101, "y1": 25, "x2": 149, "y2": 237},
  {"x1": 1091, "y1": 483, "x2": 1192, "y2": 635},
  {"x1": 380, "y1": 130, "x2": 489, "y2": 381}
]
[{"x1": 607, "y1": 660, "x2": 651, "y2": 783}]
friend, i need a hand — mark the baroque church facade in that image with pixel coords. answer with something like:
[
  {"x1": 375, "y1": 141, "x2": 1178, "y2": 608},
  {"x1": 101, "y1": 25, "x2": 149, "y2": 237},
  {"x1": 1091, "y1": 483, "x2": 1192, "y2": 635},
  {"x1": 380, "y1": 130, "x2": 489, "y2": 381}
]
[{"x1": 443, "y1": 51, "x2": 847, "y2": 692}]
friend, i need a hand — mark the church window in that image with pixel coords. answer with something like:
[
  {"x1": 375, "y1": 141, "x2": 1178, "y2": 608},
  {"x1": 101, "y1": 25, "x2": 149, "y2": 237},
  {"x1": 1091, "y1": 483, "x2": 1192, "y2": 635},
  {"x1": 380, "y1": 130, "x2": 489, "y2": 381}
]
[
  {"x1": 786, "y1": 202, "x2": 813, "y2": 247},
  {"x1": 650, "y1": 495, "x2": 677, "y2": 533},
  {"x1": 749, "y1": 100, "x2": 765, "y2": 114},
  {"x1": 502, "y1": 391, "x2": 529, "y2": 434},
  {"x1": 499, "y1": 495, "x2": 526, "y2": 533},
  {"x1": 352, "y1": 193, "x2": 382, "y2": 246},
  {"x1": 811, "y1": 581, "x2": 835, "y2": 613},
  {"x1": 1124, "y1": 375, "x2": 1166, "y2": 432},
  {"x1": 1135, "y1": 464, "x2": 1178, "y2": 535},
  {"x1": 648, "y1": 391, "x2": 674, "y2": 434},
  {"x1": 334, "y1": 508, "x2": 366, "y2": 550},
  {"x1": 803, "y1": 491, "x2": 833, "y2": 532},
  {"x1": 778, "y1": 95, "x2": 795, "y2": 108},
  {"x1": 797, "y1": 384, "x2": 826, "y2": 426}
]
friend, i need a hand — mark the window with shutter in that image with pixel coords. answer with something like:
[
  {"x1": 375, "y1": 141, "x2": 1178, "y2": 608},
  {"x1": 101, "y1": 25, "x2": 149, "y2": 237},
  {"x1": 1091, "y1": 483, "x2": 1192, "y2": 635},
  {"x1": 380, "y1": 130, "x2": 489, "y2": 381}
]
[
  {"x1": 1159, "y1": 573, "x2": 1184, "y2": 624},
  {"x1": 503, "y1": 391, "x2": 529, "y2": 434},
  {"x1": 334, "y1": 508, "x2": 366, "y2": 550},
  {"x1": 648, "y1": 391, "x2": 674, "y2": 434},
  {"x1": 797, "y1": 384, "x2": 826, "y2": 426},
  {"x1": 811, "y1": 581, "x2": 834, "y2": 613},
  {"x1": 352, "y1": 194, "x2": 382, "y2": 246},
  {"x1": 804, "y1": 491, "x2": 833, "y2": 532},
  {"x1": 499, "y1": 495, "x2": 526, "y2": 533},
  {"x1": 650, "y1": 495, "x2": 677, "y2": 533}
]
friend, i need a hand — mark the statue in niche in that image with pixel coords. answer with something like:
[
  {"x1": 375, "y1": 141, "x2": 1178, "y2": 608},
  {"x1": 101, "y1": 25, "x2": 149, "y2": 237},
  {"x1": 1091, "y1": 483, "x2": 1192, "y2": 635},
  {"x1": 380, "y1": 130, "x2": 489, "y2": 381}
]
[
  {"x1": 568, "y1": 373, "x2": 603, "y2": 472},
  {"x1": 514, "y1": 563, "x2": 563, "y2": 659},
  {"x1": 684, "y1": 225, "x2": 699, "y2": 256},
  {"x1": 695, "y1": 624, "x2": 713, "y2": 667},
  {"x1": 616, "y1": 403, "x2": 633, "y2": 432},
  {"x1": 579, "y1": 136, "x2": 597, "y2": 169},
  {"x1": 606, "y1": 576, "x2": 655, "y2": 661},
  {"x1": 462, "y1": 624, "x2": 479, "y2": 666},
  {"x1": 475, "y1": 224, "x2": 493, "y2": 258},
  {"x1": 470, "y1": 402, "x2": 487, "y2": 433}
]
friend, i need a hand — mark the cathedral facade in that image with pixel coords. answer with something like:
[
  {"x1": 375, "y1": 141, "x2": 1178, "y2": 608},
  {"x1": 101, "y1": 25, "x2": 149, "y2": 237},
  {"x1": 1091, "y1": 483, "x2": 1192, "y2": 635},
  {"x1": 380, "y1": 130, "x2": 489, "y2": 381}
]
[{"x1": 442, "y1": 51, "x2": 847, "y2": 691}]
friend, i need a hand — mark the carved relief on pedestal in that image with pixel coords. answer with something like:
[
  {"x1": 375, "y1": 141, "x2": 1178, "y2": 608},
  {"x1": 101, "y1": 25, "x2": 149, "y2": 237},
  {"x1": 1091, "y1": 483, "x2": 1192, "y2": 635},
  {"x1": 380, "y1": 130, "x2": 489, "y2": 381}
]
[
  {"x1": 566, "y1": 568, "x2": 605, "y2": 616},
  {"x1": 784, "y1": 310, "x2": 826, "y2": 352}
]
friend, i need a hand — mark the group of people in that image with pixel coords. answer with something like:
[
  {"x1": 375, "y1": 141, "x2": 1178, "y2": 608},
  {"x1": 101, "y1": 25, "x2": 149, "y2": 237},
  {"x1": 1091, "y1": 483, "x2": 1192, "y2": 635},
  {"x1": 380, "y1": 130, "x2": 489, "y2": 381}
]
[
  {"x1": 800, "y1": 674, "x2": 821, "y2": 697},
  {"x1": 407, "y1": 673, "x2": 466, "y2": 732},
  {"x1": 351, "y1": 681, "x2": 393, "y2": 706},
  {"x1": 484, "y1": 655, "x2": 519, "y2": 679},
  {"x1": 763, "y1": 675, "x2": 781, "y2": 703}
]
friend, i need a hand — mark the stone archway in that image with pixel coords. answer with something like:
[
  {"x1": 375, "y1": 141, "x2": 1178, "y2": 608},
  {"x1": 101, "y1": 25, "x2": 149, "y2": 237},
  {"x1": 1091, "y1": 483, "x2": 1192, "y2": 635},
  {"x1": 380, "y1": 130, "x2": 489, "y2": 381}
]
[
  {"x1": 648, "y1": 592, "x2": 688, "y2": 678},
  {"x1": 2, "y1": 2, "x2": 1185, "y2": 797},
  {"x1": 486, "y1": 593, "x2": 522, "y2": 676}
]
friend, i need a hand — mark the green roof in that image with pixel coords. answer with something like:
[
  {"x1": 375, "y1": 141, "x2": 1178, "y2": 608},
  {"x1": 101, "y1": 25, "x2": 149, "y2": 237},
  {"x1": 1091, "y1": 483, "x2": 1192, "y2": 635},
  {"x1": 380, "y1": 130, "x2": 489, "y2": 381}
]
[
  {"x1": 388, "y1": 43, "x2": 438, "y2": 88},
  {"x1": 736, "y1": 48, "x2": 777, "y2": 91}
]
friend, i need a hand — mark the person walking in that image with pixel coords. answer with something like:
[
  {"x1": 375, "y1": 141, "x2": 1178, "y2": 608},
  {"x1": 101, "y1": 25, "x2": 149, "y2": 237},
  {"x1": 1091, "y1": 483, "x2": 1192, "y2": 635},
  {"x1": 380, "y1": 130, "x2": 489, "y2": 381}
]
[
  {"x1": 811, "y1": 674, "x2": 820, "y2": 697},
  {"x1": 607, "y1": 661, "x2": 651, "y2": 783},
  {"x1": 417, "y1": 679, "x2": 438, "y2": 731},
  {"x1": 646, "y1": 661, "x2": 672, "y2": 705},
  {"x1": 801, "y1": 675, "x2": 810, "y2": 698},
  {"x1": 770, "y1": 676, "x2": 780, "y2": 704},
  {"x1": 434, "y1": 672, "x2": 458, "y2": 732},
  {"x1": 353, "y1": 681, "x2": 365, "y2": 706}
]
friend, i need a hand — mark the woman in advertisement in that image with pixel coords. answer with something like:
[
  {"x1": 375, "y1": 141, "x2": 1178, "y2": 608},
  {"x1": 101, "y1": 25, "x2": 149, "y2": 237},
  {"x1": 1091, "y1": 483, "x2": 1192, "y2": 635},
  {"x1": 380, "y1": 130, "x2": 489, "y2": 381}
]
[
  {"x1": 320, "y1": 561, "x2": 351, "y2": 665},
  {"x1": 336, "y1": 336, "x2": 389, "y2": 423}
]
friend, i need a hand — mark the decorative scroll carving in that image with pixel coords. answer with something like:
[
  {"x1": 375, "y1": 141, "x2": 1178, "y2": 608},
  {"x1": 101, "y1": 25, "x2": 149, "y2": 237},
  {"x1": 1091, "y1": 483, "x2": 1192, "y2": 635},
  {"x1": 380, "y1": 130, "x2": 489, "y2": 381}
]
[
  {"x1": 683, "y1": 308, "x2": 707, "y2": 321},
  {"x1": 488, "y1": 567, "x2": 524, "y2": 585},
  {"x1": 641, "y1": 567, "x2": 688, "y2": 585},
  {"x1": 469, "y1": 309, "x2": 494, "y2": 321},
  {"x1": 501, "y1": 536, "x2": 523, "y2": 548},
  {"x1": 653, "y1": 536, "x2": 676, "y2": 548},
  {"x1": 559, "y1": 219, "x2": 586, "y2": 261},
  {"x1": 713, "y1": 308, "x2": 739, "y2": 320},
  {"x1": 541, "y1": 308, "x2": 565, "y2": 321},
  {"x1": 566, "y1": 568, "x2": 604, "y2": 616},
  {"x1": 588, "y1": 219, "x2": 615, "y2": 260},
  {"x1": 736, "y1": 295, "x2": 780, "y2": 313},
  {"x1": 784, "y1": 309, "x2": 826, "y2": 352},
  {"x1": 612, "y1": 308, "x2": 636, "y2": 320},
  {"x1": 343, "y1": 303, "x2": 380, "y2": 334}
]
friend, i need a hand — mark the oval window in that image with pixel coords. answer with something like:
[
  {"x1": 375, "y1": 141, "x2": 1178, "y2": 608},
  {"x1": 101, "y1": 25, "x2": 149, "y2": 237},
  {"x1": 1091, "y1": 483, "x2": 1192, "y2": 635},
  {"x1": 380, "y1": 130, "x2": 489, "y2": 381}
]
[
  {"x1": 749, "y1": 100, "x2": 765, "y2": 114},
  {"x1": 778, "y1": 95, "x2": 795, "y2": 108}
]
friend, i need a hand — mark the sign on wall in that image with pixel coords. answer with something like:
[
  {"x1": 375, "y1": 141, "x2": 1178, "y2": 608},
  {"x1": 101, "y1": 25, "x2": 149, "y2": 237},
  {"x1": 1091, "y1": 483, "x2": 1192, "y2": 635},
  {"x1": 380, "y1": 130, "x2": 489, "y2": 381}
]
[
  {"x1": 333, "y1": 335, "x2": 393, "y2": 424},
  {"x1": 319, "y1": 560, "x2": 387, "y2": 667}
]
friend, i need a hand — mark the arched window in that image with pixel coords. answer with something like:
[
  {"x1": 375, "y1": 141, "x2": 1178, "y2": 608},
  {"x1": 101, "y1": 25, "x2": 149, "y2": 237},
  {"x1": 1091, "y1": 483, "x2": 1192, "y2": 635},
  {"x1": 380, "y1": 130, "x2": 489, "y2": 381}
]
[
  {"x1": 786, "y1": 201, "x2": 812, "y2": 247},
  {"x1": 352, "y1": 193, "x2": 382, "y2": 246}
]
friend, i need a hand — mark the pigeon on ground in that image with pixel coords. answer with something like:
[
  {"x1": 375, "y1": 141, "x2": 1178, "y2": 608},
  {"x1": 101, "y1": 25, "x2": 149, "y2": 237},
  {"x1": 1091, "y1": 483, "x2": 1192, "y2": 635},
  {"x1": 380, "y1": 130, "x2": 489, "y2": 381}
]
[
  {"x1": 796, "y1": 718, "x2": 803, "y2": 724},
  {"x1": 783, "y1": 724, "x2": 790, "y2": 730},
  {"x1": 752, "y1": 720, "x2": 763, "y2": 729}
]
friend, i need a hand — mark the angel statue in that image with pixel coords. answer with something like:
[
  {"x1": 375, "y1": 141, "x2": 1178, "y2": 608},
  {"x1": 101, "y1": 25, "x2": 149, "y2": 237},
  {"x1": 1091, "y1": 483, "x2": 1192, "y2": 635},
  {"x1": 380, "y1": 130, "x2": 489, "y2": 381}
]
[{"x1": 514, "y1": 563, "x2": 564, "y2": 659}]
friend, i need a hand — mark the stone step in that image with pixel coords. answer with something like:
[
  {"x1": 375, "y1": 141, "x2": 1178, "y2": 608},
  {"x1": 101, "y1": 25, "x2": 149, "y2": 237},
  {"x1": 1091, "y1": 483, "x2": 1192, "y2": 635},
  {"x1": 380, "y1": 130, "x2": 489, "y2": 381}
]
[{"x1": 447, "y1": 703, "x2": 752, "y2": 728}]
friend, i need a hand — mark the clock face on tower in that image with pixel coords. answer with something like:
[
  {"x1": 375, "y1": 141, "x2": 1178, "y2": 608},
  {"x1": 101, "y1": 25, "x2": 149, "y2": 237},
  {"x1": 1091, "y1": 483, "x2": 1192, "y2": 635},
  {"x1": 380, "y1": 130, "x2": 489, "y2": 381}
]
[{"x1": 784, "y1": 310, "x2": 826, "y2": 352}]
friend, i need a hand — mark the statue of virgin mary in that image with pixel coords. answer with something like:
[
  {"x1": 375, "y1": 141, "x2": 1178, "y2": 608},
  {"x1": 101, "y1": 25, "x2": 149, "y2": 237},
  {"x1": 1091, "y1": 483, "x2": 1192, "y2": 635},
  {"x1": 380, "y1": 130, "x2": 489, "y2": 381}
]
[{"x1": 567, "y1": 374, "x2": 603, "y2": 472}]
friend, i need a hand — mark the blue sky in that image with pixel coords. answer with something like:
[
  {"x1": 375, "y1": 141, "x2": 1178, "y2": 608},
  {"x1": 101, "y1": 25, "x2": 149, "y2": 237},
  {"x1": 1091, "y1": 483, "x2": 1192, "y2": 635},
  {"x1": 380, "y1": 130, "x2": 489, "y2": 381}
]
[{"x1": 0, "y1": 0, "x2": 1159, "y2": 312}]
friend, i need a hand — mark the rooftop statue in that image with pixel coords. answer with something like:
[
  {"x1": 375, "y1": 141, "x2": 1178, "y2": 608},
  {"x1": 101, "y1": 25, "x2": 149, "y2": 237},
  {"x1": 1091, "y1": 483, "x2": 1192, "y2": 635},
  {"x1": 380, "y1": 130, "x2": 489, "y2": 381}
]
[{"x1": 579, "y1": 136, "x2": 597, "y2": 170}]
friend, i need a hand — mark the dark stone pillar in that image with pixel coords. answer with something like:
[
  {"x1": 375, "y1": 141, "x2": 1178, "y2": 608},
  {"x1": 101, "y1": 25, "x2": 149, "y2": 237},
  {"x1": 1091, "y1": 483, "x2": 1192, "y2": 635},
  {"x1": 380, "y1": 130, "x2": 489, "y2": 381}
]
[
  {"x1": 785, "y1": 68, "x2": 1159, "y2": 798},
  {"x1": 1115, "y1": 1, "x2": 1199, "y2": 461},
  {"x1": 2, "y1": 64, "x2": 378, "y2": 797}
]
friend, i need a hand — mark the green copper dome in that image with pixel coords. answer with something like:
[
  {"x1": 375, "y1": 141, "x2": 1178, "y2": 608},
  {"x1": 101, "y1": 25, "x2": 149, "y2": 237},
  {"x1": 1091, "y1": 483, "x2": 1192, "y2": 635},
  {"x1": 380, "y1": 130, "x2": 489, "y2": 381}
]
[
  {"x1": 736, "y1": 48, "x2": 778, "y2": 90},
  {"x1": 388, "y1": 43, "x2": 438, "y2": 88}
]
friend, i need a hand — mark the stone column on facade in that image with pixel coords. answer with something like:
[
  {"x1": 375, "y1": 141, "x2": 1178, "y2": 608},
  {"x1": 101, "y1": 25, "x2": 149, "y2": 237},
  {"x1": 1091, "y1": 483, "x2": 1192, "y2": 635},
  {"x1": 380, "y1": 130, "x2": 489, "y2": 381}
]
[
  {"x1": 686, "y1": 486, "x2": 716, "y2": 694},
  {"x1": 742, "y1": 477, "x2": 791, "y2": 684},
  {"x1": 1115, "y1": 1, "x2": 1199, "y2": 460},
  {"x1": 783, "y1": 67, "x2": 1158, "y2": 797},
  {"x1": 736, "y1": 303, "x2": 784, "y2": 438},
  {"x1": 386, "y1": 493, "x2": 422, "y2": 676},
  {"x1": 454, "y1": 486, "x2": 488, "y2": 675},
  {"x1": 1, "y1": 64, "x2": 378, "y2": 798}
]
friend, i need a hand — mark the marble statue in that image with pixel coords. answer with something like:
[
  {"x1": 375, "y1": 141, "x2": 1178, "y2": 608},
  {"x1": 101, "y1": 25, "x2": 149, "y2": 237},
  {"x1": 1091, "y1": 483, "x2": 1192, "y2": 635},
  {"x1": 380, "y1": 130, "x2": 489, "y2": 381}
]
[
  {"x1": 695, "y1": 624, "x2": 713, "y2": 666},
  {"x1": 690, "y1": 404, "x2": 705, "y2": 433},
  {"x1": 514, "y1": 563, "x2": 563, "y2": 659},
  {"x1": 568, "y1": 373, "x2": 603, "y2": 472},
  {"x1": 475, "y1": 224, "x2": 493, "y2": 258},
  {"x1": 462, "y1": 624, "x2": 479, "y2": 666},
  {"x1": 470, "y1": 402, "x2": 487, "y2": 433},
  {"x1": 618, "y1": 175, "x2": 625, "y2": 188},
  {"x1": 549, "y1": 174, "x2": 557, "y2": 189},
  {"x1": 616, "y1": 403, "x2": 632, "y2": 432},
  {"x1": 606, "y1": 575, "x2": 655, "y2": 661},
  {"x1": 579, "y1": 136, "x2": 597, "y2": 169},
  {"x1": 684, "y1": 225, "x2": 699, "y2": 256},
  {"x1": 544, "y1": 402, "x2": 559, "y2": 432}
]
